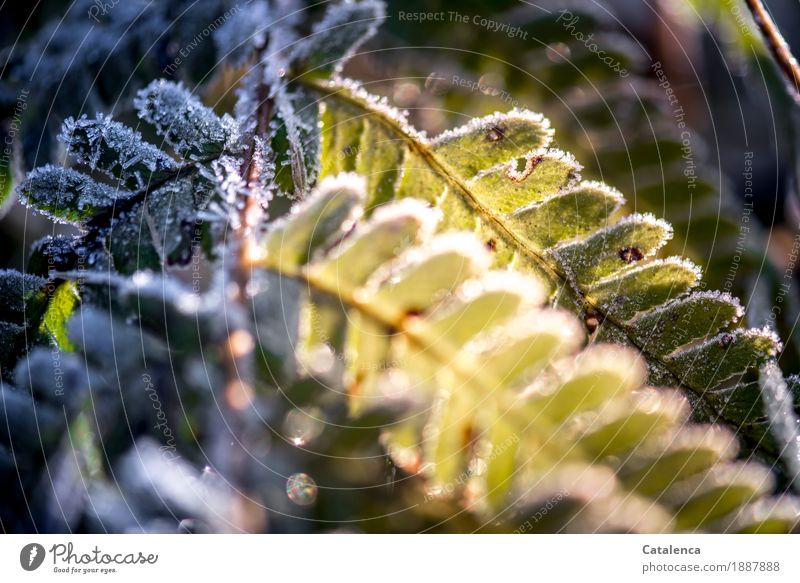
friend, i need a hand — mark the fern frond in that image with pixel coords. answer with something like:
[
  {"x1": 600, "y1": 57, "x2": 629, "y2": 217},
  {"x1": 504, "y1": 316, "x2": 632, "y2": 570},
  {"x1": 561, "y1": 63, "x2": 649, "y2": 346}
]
[
  {"x1": 304, "y1": 79, "x2": 780, "y2": 459},
  {"x1": 412, "y1": 2, "x2": 765, "y2": 292},
  {"x1": 251, "y1": 174, "x2": 798, "y2": 533}
]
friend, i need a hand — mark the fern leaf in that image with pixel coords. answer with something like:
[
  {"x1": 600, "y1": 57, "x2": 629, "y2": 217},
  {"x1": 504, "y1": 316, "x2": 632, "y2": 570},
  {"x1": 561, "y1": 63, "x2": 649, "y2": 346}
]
[
  {"x1": 251, "y1": 174, "x2": 798, "y2": 533},
  {"x1": 305, "y1": 79, "x2": 780, "y2": 457}
]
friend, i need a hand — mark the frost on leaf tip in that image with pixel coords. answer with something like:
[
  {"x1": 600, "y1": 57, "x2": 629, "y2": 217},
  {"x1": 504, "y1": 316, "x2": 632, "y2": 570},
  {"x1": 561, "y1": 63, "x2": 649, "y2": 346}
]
[
  {"x1": 390, "y1": 232, "x2": 495, "y2": 278},
  {"x1": 367, "y1": 198, "x2": 441, "y2": 241},
  {"x1": 327, "y1": 77, "x2": 428, "y2": 142},
  {"x1": 456, "y1": 270, "x2": 549, "y2": 308},
  {"x1": 261, "y1": 173, "x2": 366, "y2": 270},
  {"x1": 432, "y1": 109, "x2": 552, "y2": 146},
  {"x1": 292, "y1": 171, "x2": 366, "y2": 215}
]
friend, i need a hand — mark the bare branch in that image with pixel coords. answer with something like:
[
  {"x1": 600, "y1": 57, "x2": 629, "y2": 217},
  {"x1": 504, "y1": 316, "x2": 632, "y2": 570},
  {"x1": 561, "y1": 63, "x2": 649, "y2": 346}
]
[{"x1": 744, "y1": 0, "x2": 800, "y2": 104}]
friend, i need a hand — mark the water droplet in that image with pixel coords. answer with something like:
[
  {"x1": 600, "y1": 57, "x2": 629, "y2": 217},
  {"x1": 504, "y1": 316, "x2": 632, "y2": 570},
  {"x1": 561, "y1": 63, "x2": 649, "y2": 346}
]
[{"x1": 286, "y1": 473, "x2": 317, "y2": 506}]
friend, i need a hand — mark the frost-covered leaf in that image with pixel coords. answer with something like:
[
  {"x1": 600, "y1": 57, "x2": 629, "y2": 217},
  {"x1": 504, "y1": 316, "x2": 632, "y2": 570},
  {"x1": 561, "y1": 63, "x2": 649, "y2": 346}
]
[
  {"x1": 18, "y1": 78, "x2": 244, "y2": 280},
  {"x1": 59, "y1": 114, "x2": 178, "y2": 190},
  {"x1": 262, "y1": 173, "x2": 364, "y2": 271},
  {"x1": 106, "y1": 202, "x2": 162, "y2": 274},
  {"x1": 628, "y1": 291, "x2": 743, "y2": 356},
  {"x1": 135, "y1": 79, "x2": 238, "y2": 160},
  {"x1": 667, "y1": 328, "x2": 781, "y2": 389},
  {"x1": 508, "y1": 181, "x2": 624, "y2": 247},
  {"x1": 309, "y1": 79, "x2": 781, "y2": 453},
  {"x1": 270, "y1": 85, "x2": 321, "y2": 197},
  {"x1": 291, "y1": 0, "x2": 385, "y2": 76},
  {"x1": 554, "y1": 214, "x2": 672, "y2": 283},
  {"x1": 28, "y1": 235, "x2": 90, "y2": 277},
  {"x1": 707, "y1": 496, "x2": 800, "y2": 534},
  {"x1": 0, "y1": 269, "x2": 47, "y2": 324},
  {"x1": 144, "y1": 176, "x2": 212, "y2": 266},
  {"x1": 0, "y1": 270, "x2": 70, "y2": 369},
  {"x1": 759, "y1": 363, "x2": 800, "y2": 491},
  {"x1": 248, "y1": 175, "x2": 798, "y2": 533},
  {"x1": 664, "y1": 463, "x2": 774, "y2": 530},
  {"x1": 18, "y1": 166, "x2": 132, "y2": 225}
]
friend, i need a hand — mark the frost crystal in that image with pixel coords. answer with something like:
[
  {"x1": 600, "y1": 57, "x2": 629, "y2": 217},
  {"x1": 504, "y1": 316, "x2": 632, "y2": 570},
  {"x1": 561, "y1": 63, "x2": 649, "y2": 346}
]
[
  {"x1": 760, "y1": 365, "x2": 800, "y2": 492},
  {"x1": 251, "y1": 136, "x2": 277, "y2": 209},
  {"x1": 431, "y1": 108, "x2": 552, "y2": 147},
  {"x1": 59, "y1": 114, "x2": 178, "y2": 190},
  {"x1": 331, "y1": 77, "x2": 428, "y2": 143},
  {"x1": 0, "y1": 270, "x2": 46, "y2": 320},
  {"x1": 18, "y1": 166, "x2": 130, "y2": 224},
  {"x1": 209, "y1": 154, "x2": 247, "y2": 207},
  {"x1": 271, "y1": 84, "x2": 320, "y2": 196},
  {"x1": 134, "y1": 80, "x2": 240, "y2": 160}
]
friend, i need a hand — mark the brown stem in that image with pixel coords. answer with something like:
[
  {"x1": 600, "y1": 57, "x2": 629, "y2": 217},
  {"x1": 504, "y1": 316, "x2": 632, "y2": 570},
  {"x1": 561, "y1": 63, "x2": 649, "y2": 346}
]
[
  {"x1": 744, "y1": 0, "x2": 800, "y2": 104},
  {"x1": 214, "y1": 60, "x2": 275, "y2": 532}
]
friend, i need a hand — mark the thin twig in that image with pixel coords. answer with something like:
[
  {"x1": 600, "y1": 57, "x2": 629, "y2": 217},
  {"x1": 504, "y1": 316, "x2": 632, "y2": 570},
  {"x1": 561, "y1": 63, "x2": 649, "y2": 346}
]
[{"x1": 744, "y1": 0, "x2": 800, "y2": 104}]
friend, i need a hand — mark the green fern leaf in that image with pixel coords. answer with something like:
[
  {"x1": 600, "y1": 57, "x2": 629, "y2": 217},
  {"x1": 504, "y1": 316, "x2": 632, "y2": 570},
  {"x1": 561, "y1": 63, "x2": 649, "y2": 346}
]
[
  {"x1": 304, "y1": 79, "x2": 780, "y2": 458},
  {"x1": 251, "y1": 174, "x2": 798, "y2": 533}
]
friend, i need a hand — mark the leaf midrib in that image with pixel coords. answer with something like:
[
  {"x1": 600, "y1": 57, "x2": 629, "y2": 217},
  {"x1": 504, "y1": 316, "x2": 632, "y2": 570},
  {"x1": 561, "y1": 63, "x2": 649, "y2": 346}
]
[
  {"x1": 299, "y1": 77, "x2": 693, "y2": 392},
  {"x1": 270, "y1": 262, "x2": 513, "y2": 399}
]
